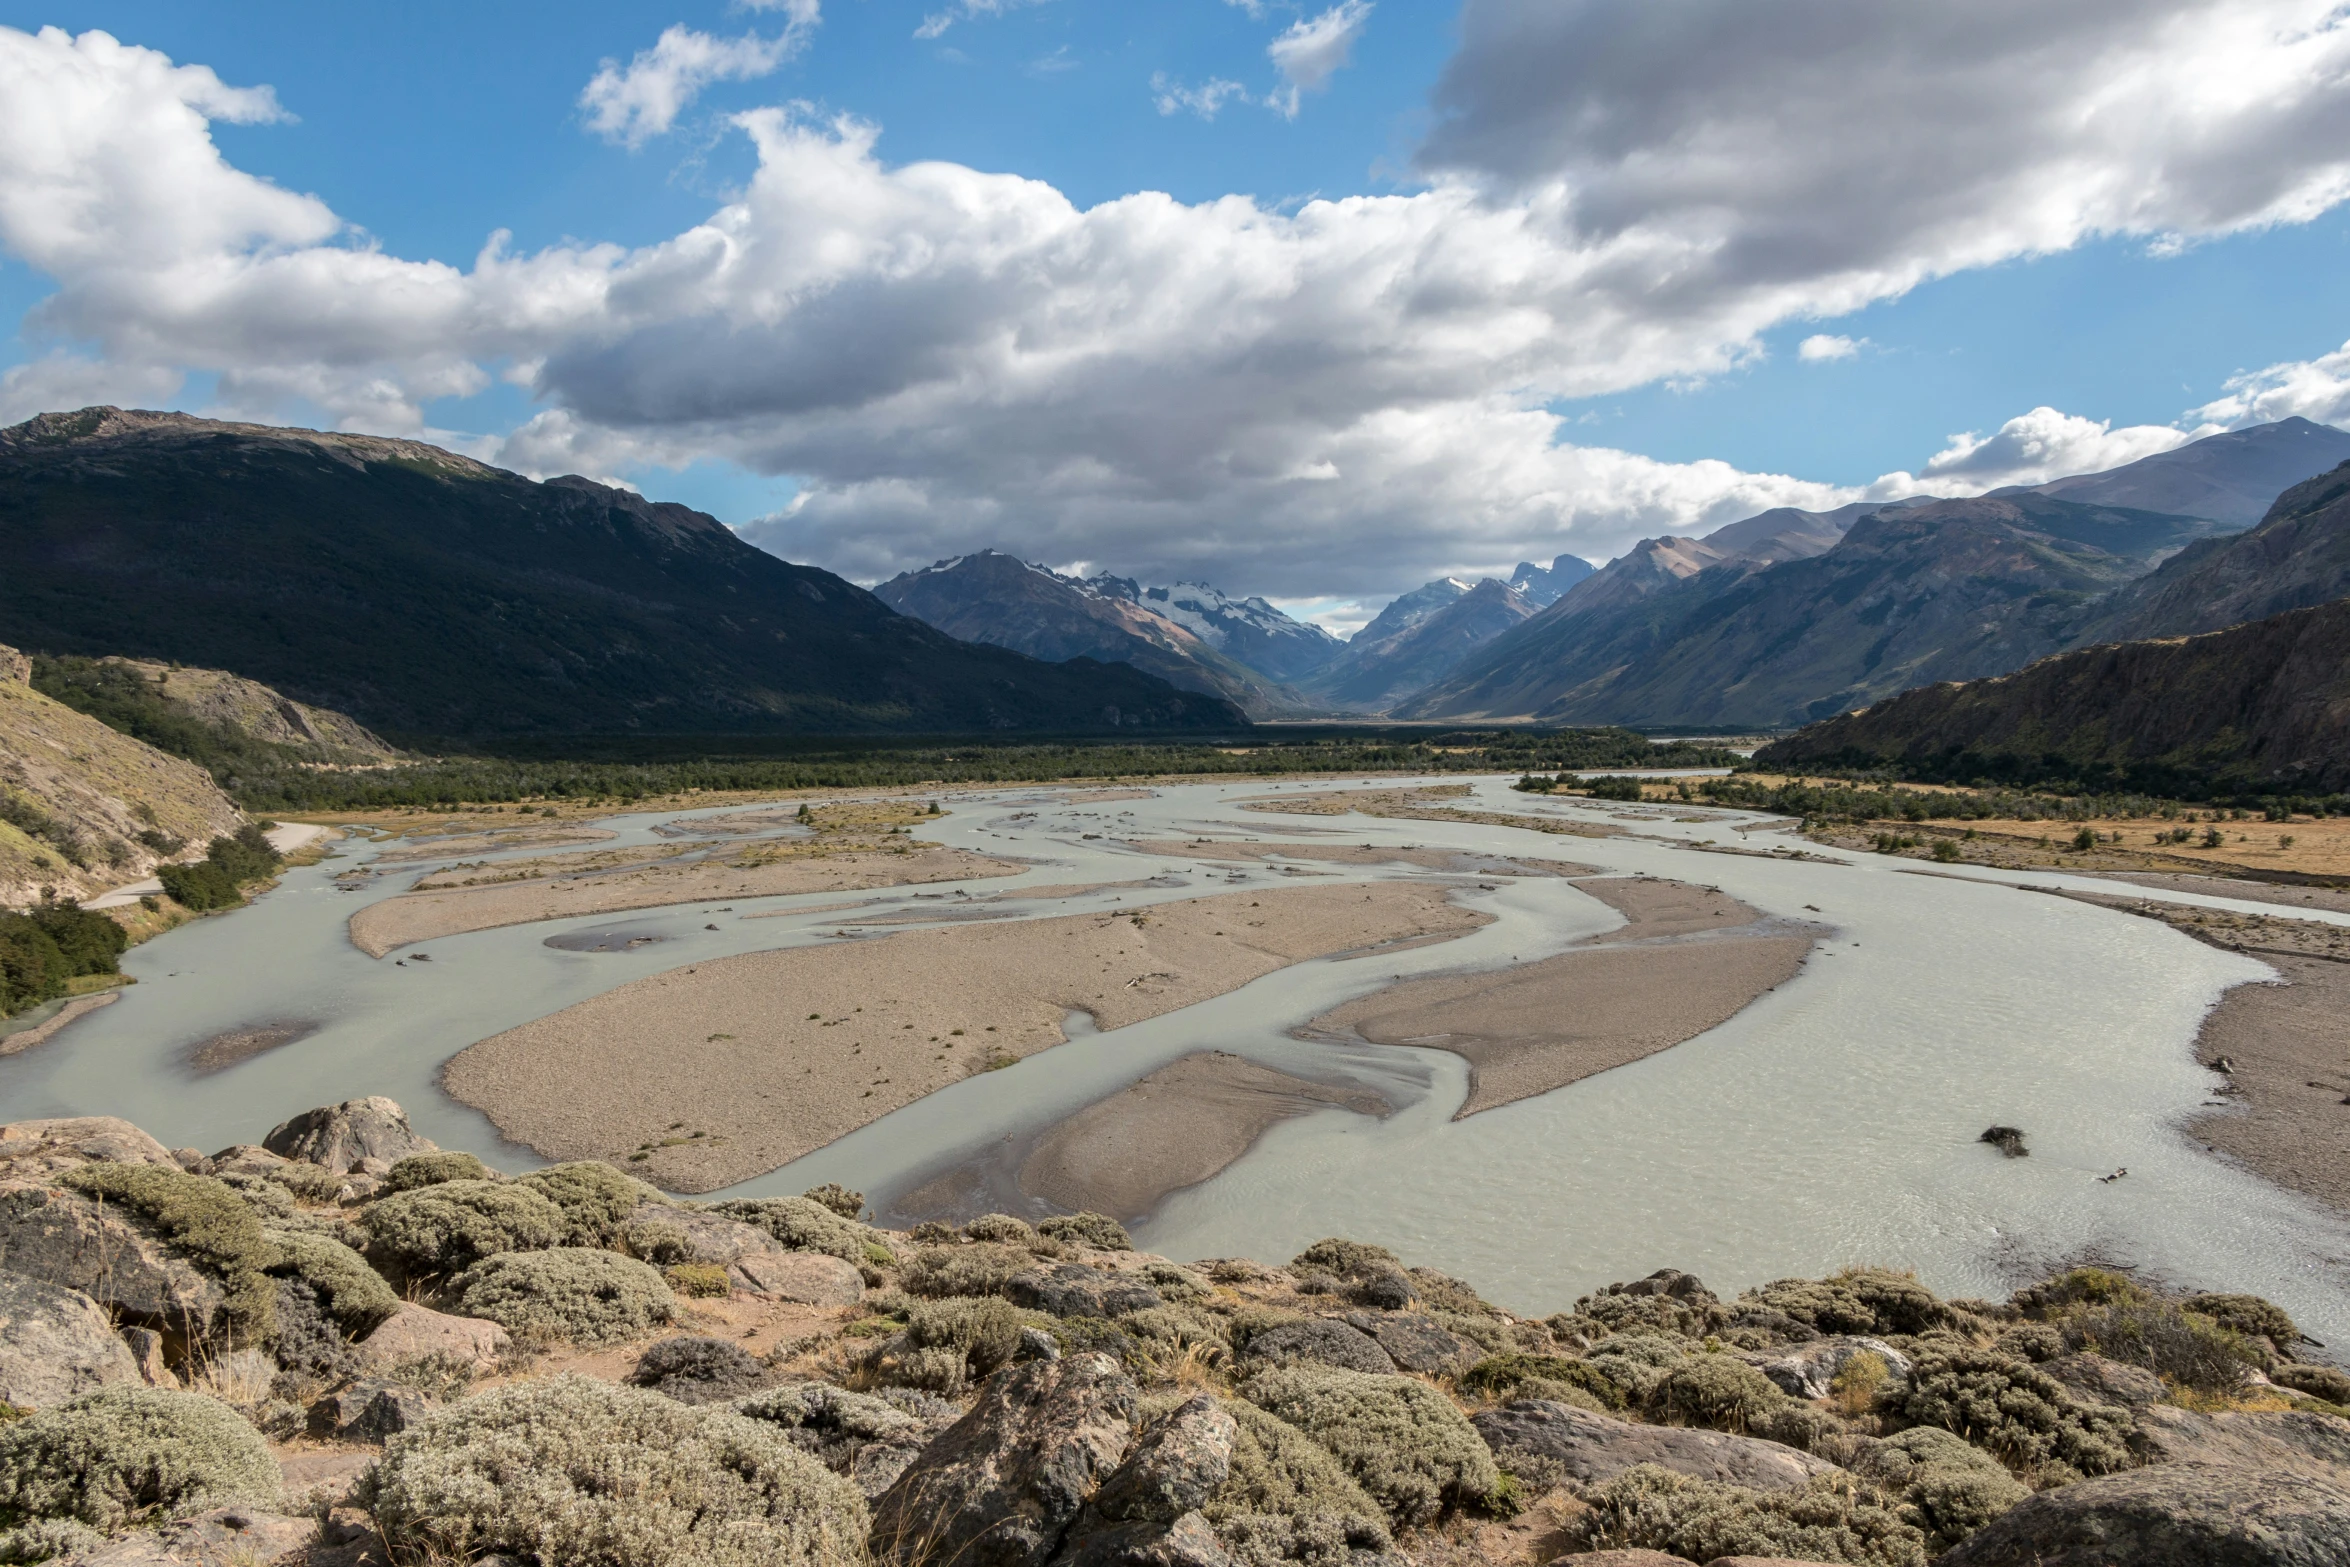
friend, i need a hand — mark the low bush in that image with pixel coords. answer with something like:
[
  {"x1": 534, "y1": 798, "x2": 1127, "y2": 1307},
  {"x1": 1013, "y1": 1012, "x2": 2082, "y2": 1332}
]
[
  {"x1": 1037, "y1": 1211, "x2": 1132, "y2": 1251},
  {"x1": 1567, "y1": 1464, "x2": 1928, "y2": 1567},
  {"x1": 1241, "y1": 1364, "x2": 1500, "y2": 1526},
  {"x1": 1744, "y1": 1268, "x2": 1952, "y2": 1337},
  {"x1": 664, "y1": 1263, "x2": 732, "y2": 1298},
  {"x1": 2276, "y1": 1362, "x2": 2350, "y2": 1404},
  {"x1": 710, "y1": 1196, "x2": 890, "y2": 1267},
  {"x1": 55, "y1": 1165, "x2": 275, "y2": 1346},
  {"x1": 1879, "y1": 1348, "x2": 2134, "y2": 1476},
  {"x1": 1194, "y1": 1396, "x2": 1393, "y2": 1566},
  {"x1": 799, "y1": 1183, "x2": 865, "y2": 1220},
  {"x1": 262, "y1": 1229, "x2": 399, "y2": 1338},
  {"x1": 0, "y1": 1518, "x2": 103, "y2": 1564},
  {"x1": 269, "y1": 1278, "x2": 359, "y2": 1390},
  {"x1": 2011, "y1": 1267, "x2": 2146, "y2": 1316},
  {"x1": 2179, "y1": 1292, "x2": 2299, "y2": 1347},
  {"x1": 454, "y1": 1248, "x2": 677, "y2": 1347},
  {"x1": 897, "y1": 1242, "x2": 1033, "y2": 1298},
  {"x1": 359, "y1": 1179, "x2": 566, "y2": 1278},
  {"x1": 365, "y1": 1375, "x2": 866, "y2": 1567},
  {"x1": 0, "y1": 1387, "x2": 280, "y2": 1532},
  {"x1": 960, "y1": 1212, "x2": 1040, "y2": 1245},
  {"x1": 1288, "y1": 1238, "x2": 1399, "y2": 1281},
  {"x1": 517, "y1": 1162, "x2": 662, "y2": 1248},
  {"x1": 1850, "y1": 1426, "x2": 2028, "y2": 1553},
  {"x1": 2060, "y1": 1301, "x2": 2262, "y2": 1391},
  {"x1": 1654, "y1": 1354, "x2": 1790, "y2": 1432},
  {"x1": 622, "y1": 1216, "x2": 695, "y2": 1266},
  {"x1": 1582, "y1": 1334, "x2": 1691, "y2": 1405},
  {"x1": 1460, "y1": 1354, "x2": 1626, "y2": 1411},
  {"x1": 905, "y1": 1296, "x2": 1023, "y2": 1380},
  {"x1": 628, "y1": 1337, "x2": 771, "y2": 1406},
  {"x1": 380, "y1": 1150, "x2": 496, "y2": 1193}
]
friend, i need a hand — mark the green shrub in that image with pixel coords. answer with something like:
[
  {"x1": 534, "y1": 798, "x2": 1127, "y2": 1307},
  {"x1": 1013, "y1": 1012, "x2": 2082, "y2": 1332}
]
[
  {"x1": 623, "y1": 1217, "x2": 696, "y2": 1266},
  {"x1": 263, "y1": 1160, "x2": 348, "y2": 1205},
  {"x1": 0, "y1": 1387, "x2": 279, "y2": 1532},
  {"x1": 1288, "y1": 1238, "x2": 1398, "y2": 1281},
  {"x1": 1194, "y1": 1396, "x2": 1393, "y2": 1565},
  {"x1": 2179, "y1": 1292, "x2": 2299, "y2": 1346},
  {"x1": 800, "y1": 1183, "x2": 864, "y2": 1220},
  {"x1": 262, "y1": 1229, "x2": 399, "y2": 1338},
  {"x1": 1654, "y1": 1354, "x2": 1789, "y2": 1432},
  {"x1": 1582, "y1": 1334, "x2": 1690, "y2": 1405},
  {"x1": 905, "y1": 1296, "x2": 1023, "y2": 1379},
  {"x1": 709, "y1": 1196, "x2": 889, "y2": 1266},
  {"x1": 1460, "y1": 1354, "x2": 1626, "y2": 1411},
  {"x1": 960, "y1": 1212, "x2": 1040, "y2": 1245},
  {"x1": 1406, "y1": 1268, "x2": 1497, "y2": 1318},
  {"x1": 665, "y1": 1263, "x2": 732, "y2": 1299},
  {"x1": 628, "y1": 1337, "x2": 770, "y2": 1406},
  {"x1": 2011, "y1": 1267, "x2": 2147, "y2": 1315},
  {"x1": 1880, "y1": 1348, "x2": 2134, "y2": 1476},
  {"x1": 2276, "y1": 1362, "x2": 2350, "y2": 1404},
  {"x1": 1241, "y1": 1364, "x2": 1499, "y2": 1526},
  {"x1": 1115, "y1": 1305, "x2": 1233, "y2": 1375},
  {"x1": 380, "y1": 1150, "x2": 496, "y2": 1193},
  {"x1": 1850, "y1": 1426, "x2": 2028, "y2": 1552},
  {"x1": 365, "y1": 1375, "x2": 865, "y2": 1567},
  {"x1": 1037, "y1": 1212, "x2": 1132, "y2": 1251},
  {"x1": 0, "y1": 1517, "x2": 103, "y2": 1564},
  {"x1": 55, "y1": 1165, "x2": 275, "y2": 1346},
  {"x1": 359, "y1": 1178, "x2": 565, "y2": 1278},
  {"x1": 2061, "y1": 1301, "x2": 2262, "y2": 1391},
  {"x1": 454, "y1": 1249, "x2": 676, "y2": 1347},
  {"x1": 516, "y1": 1162, "x2": 662, "y2": 1248},
  {"x1": 897, "y1": 1242, "x2": 1034, "y2": 1298},
  {"x1": 1568, "y1": 1464, "x2": 1927, "y2": 1567},
  {"x1": 1743, "y1": 1268, "x2": 1952, "y2": 1337}
]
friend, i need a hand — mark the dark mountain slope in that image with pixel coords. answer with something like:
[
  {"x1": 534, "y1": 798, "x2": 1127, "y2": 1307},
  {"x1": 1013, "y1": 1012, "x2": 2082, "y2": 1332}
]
[
  {"x1": 872, "y1": 551, "x2": 1301, "y2": 717},
  {"x1": 0, "y1": 408, "x2": 1237, "y2": 737},
  {"x1": 1398, "y1": 495, "x2": 2224, "y2": 728},
  {"x1": 2079, "y1": 460, "x2": 2350, "y2": 644},
  {"x1": 1307, "y1": 577, "x2": 1539, "y2": 711},
  {"x1": 2006, "y1": 416, "x2": 2350, "y2": 526},
  {"x1": 1756, "y1": 598, "x2": 2350, "y2": 794}
]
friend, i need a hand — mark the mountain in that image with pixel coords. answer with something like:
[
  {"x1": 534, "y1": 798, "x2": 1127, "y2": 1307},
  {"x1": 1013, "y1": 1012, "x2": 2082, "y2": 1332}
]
[
  {"x1": 0, "y1": 408, "x2": 1238, "y2": 737},
  {"x1": 1755, "y1": 596, "x2": 2350, "y2": 795},
  {"x1": 2002, "y1": 416, "x2": 2350, "y2": 526},
  {"x1": 1398, "y1": 495, "x2": 2230, "y2": 728},
  {"x1": 1087, "y1": 576, "x2": 1344, "y2": 684},
  {"x1": 1305, "y1": 577, "x2": 1541, "y2": 711},
  {"x1": 0, "y1": 642, "x2": 245, "y2": 908},
  {"x1": 1507, "y1": 553, "x2": 1598, "y2": 608},
  {"x1": 871, "y1": 552, "x2": 1303, "y2": 718}
]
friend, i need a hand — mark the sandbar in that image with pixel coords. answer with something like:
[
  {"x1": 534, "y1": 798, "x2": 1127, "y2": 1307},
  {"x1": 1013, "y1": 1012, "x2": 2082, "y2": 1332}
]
[
  {"x1": 1015, "y1": 1051, "x2": 1393, "y2": 1220},
  {"x1": 0, "y1": 992, "x2": 120, "y2": 1059},
  {"x1": 1123, "y1": 839, "x2": 1595, "y2": 877},
  {"x1": 369, "y1": 826, "x2": 617, "y2": 862},
  {"x1": 349, "y1": 846, "x2": 1022, "y2": 957},
  {"x1": 1303, "y1": 877, "x2": 1816, "y2": 1117},
  {"x1": 442, "y1": 880, "x2": 1489, "y2": 1192},
  {"x1": 1243, "y1": 784, "x2": 1625, "y2": 841}
]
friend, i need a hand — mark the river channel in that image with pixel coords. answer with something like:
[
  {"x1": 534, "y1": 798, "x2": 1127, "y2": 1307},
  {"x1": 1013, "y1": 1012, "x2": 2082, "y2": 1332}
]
[{"x1": 4, "y1": 776, "x2": 2346, "y2": 1339}]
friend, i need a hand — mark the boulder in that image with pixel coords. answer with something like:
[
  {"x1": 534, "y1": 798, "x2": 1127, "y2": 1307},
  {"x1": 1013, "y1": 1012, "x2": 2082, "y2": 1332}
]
[
  {"x1": 1936, "y1": 1462, "x2": 2350, "y2": 1566},
  {"x1": 734, "y1": 1250, "x2": 865, "y2": 1307},
  {"x1": 0, "y1": 1272, "x2": 141, "y2": 1407},
  {"x1": 262, "y1": 1098, "x2": 433, "y2": 1174},
  {"x1": 1051, "y1": 1512, "x2": 1232, "y2": 1567},
  {"x1": 736, "y1": 1381, "x2": 959, "y2": 1499},
  {"x1": 0, "y1": 1184, "x2": 225, "y2": 1328},
  {"x1": 870, "y1": 1352, "x2": 1139, "y2": 1567},
  {"x1": 1241, "y1": 1319, "x2": 1395, "y2": 1375},
  {"x1": 60, "y1": 1508, "x2": 316, "y2": 1567},
  {"x1": 1006, "y1": 1264, "x2": 1163, "y2": 1320},
  {"x1": 120, "y1": 1327, "x2": 178, "y2": 1388},
  {"x1": 306, "y1": 1378, "x2": 436, "y2": 1442},
  {"x1": 1746, "y1": 1335, "x2": 1911, "y2": 1400},
  {"x1": 1342, "y1": 1311, "x2": 1480, "y2": 1375},
  {"x1": 1089, "y1": 1396, "x2": 1236, "y2": 1524},
  {"x1": 353, "y1": 1301, "x2": 509, "y2": 1374},
  {"x1": 1470, "y1": 1401, "x2": 1841, "y2": 1492},
  {"x1": 207, "y1": 1146, "x2": 294, "y2": 1181},
  {"x1": 0, "y1": 1117, "x2": 177, "y2": 1181},
  {"x1": 2043, "y1": 1352, "x2": 2165, "y2": 1411},
  {"x1": 2132, "y1": 1404, "x2": 2350, "y2": 1475}
]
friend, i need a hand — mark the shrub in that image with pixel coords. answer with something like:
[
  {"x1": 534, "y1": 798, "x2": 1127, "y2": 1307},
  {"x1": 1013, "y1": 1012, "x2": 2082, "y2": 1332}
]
[
  {"x1": 366, "y1": 1375, "x2": 866, "y2": 1567},
  {"x1": 623, "y1": 1217, "x2": 695, "y2": 1266},
  {"x1": 454, "y1": 1248, "x2": 677, "y2": 1347},
  {"x1": 55, "y1": 1165, "x2": 275, "y2": 1346},
  {"x1": 1582, "y1": 1334, "x2": 1691, "y2": 1405},
  {"x1": 2011, "y1": 1267, "x2": 2146, "y2": 1316},
  {"x1": 264, "y1": 1160, "x2": 348, "y2": 1205},
  {"x1": 269, "y1": 1276, "x2": 359, "y2": 1390},
  {"x1": 2180, "y1": 1292, "x2": 2299, "y2": 1347},
  {"x1": 1743, "y1": 1268, "x2": 1952, "y2": 1337},
  {"x1": 1195, "y1": 1397, "x2": 1393, "y2": 1565},
  {"x1": 1880, "y1": 1348, "x2": 2133, "y2": 1476},
  {"x1": 898, "y1": 1242, "x2": 1034, "y2": 1298},
  {"x1": 359, "y1": 1179, "x2": 565, "y2": 1278},
  {"x1": 665, "y1": 1263, "x2": 732, "y2": 1298},
  {"x1": 2063, "y1": 1301, "x2": 2264, "y2": 1391},
  {"x1": 1460, "y1": 1354, "x2": 1626, "y2": 1411},
  {"x1": 516, "y1": 1162, "x2": 662, "y2": 1248},
  {"x1": 1241, "y1": 1364, "x2": 1500, "y2": 1526},
  {"x1": 628, "y1": 1337, "x2": 771, "y2": 1406},
  {"x1": 1992, "y1": 1324, "x2": 2064, "y2": 1362},
  {"x1": 262, "y1": 1229, "x2": 399, "y2": 1338},
  {"x1": 0, "y1": 1387, "x2": 279, "y2": 1532},
  {"x1": 1654, "y1": 1354, "x2": 1790, "y2": 1432},
  {"x1": 0, "y1": 1518, "x2": 103, "y2": 1564},
  {"x1": 2276, "y1": 1363, "x2": 2350, "y2": 1404},
  {"x1": 961, "y1": 1212, "x2": 1040, "y2": 1245},
  {"x1": 1850, "y1": 1426, "x2": 2028, "y2": 1552},
  {"x1": 905, "y1": 1296, "x2": 1023, "y2": 1379},
  {"x1": 380, "y1": 1150, "x2": 496, "y2": 1193},
  {"x1": 1038, "y1": 1211, "x2": 1132, "y2": 1251},
  {"x1": 1568, "y1": 1464, "x2": 1927, "y2": 1567},
  {"x1": 1289, "y1": 1238, "x2": 1398, "y2": 1281},
  {"x1": 709, "y1": 1196, "x2": 889, "y2": 1266},
  {"x1": 800, "y1": 1183, "x2": 864, "y2": 1220}
]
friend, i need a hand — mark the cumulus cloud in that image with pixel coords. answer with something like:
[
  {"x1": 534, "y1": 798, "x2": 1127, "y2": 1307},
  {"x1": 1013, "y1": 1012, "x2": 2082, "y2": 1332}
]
[
  {"x1": 1797, "y1": 333, "x2": 1863, "y2": 361},
  {"x1": 8, "y1": 8, "x2": 2350, "y2": 599},
  {"x1": 1867, "y1": 406, "x2": 2208, "y2": 493},
  {"x1": 1152, "y1": 73, "x2": 1250, "y2": 119},
  {"x1": 2190, "y1": 337, "x2": 2350, "y2": 428},
  {"x1": 579, "y1": 22, "x2": 812, "y2": 147},
  {"x1": 1267, "y1": 1, "x2": 1372, "y2": 117}
]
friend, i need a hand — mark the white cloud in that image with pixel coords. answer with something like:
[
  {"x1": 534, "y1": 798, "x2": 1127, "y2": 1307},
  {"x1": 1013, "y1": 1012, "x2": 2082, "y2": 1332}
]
[
  {"x1": 2190, "y1": 337, "x2": 2350, "y2": 428},
  {"x1": 1867, "y1": 406, "x2": 2209, "y2": 493},
  {"x1": 1152, "y1": 73, "x2": 1250, "y2": 119},
  {"x1": 1267, "y1": 1, "x2": 1372, "y2": 118},
  {"x1": 1797, "y1": 333, "x2": 1863, "y2": 361},
  {"x1": 579, "y1": 22, "x2": 812, "y2": 148},
  {"x1": 915, "y1": 0, "x2": 1046, "y2": 42}
]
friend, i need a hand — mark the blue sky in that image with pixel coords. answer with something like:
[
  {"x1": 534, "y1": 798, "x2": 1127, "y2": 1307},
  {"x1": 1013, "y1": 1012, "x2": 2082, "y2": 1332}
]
[{"x1": 5, "y1": 1, "x2": 2350, "y2": 623}]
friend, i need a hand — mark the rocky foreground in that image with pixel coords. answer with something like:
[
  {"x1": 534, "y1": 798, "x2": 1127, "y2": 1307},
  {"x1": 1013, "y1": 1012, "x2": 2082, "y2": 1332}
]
[{"x1": 1, "y1": 1102, "x2": 2347, "y2": 1567}]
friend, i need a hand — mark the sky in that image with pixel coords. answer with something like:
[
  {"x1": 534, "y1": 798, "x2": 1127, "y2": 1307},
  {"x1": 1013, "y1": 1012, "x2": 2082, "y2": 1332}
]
[{"x1": 7, "y1": 2, "x2": 2350, "y2": 634}]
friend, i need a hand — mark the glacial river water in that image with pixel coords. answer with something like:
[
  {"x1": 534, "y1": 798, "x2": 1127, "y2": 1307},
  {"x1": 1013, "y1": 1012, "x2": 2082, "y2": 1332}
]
[{"x1": 4, "y1": 777, "x2": 2347, "y2": 1340}]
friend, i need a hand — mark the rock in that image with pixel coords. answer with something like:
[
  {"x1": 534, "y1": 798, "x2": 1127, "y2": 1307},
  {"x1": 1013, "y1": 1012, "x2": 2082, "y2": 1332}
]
[
  {"x1": 169, "y1": 1149, "x2": 208, "y2": 1174},
  {"x1": 1019, "y1": 1326, "x2": 1064, "y2": 1362},
  {"x1": 871, "y1": 1352, "x2": 1140, "y2": 1567},
  {"x1": 61, "y1": 1508, "x2": 316, "y2": 1566},
  {"x1": 1936, "y1": 1462, "x2": 2350, "y2": 1566},
  {"x1": 738, "y1": 1381, "x2": 957, "y2": 1499},
  {"x1": 0, "y1": 1183, "x2": 226, "y2": 1329},
  {"x1": 733, "y1": 1249, "x2": 865, "y2": 1306},
  {"x1": 2132, "y1": 1404, "x2": 2350, "y2": 1474},
  {"x1": 262, "y1": 1098, "x2": 433, "y2": 1174},
  {"x1": 1610, "y1": 1268, "x2": 1715, "y2": 1301},
  {"x1": 1090, "y1": 1396, "x2": 1237, "y2": 1524},
  {"x1": 1006, "y1": 1264, "x2": 1164, "y2": 1320},
  {"x1": 120, "y1": 1327, "x2": 178, "y2": 1388},
  {"x1": 280, "y1": 1451, "x2": 378, "y2": 1511},
  {"x1": 1470, "y1": 1401, "x2": 1841, "y2": 1492},
  {"x1": 1052, "y1": 1513, "x2": 1234, "y2": 1567},
  {"x1": 1555, "y1": 1553, "x2": 1688, "y2": 1567},
  {"x1": 208, "y1": 1145, "x2": 295, "y2": 1181},
  {"x1": 306, "y1": 1378, "x2": 435, "y2": 1441},
  {"x1": 353, "y1": 1301, "x2": 509, "y2": 1374},
  {"x1": 1747, "y1": 1335, "x2": 1911, "y2": 1400},
  {"x1": 0, "y1": 1271, "x2": 142, "y2": 1407},
  {"x1": 1242, "y1": 1319, "x2": 1396, "y2": 1375},
  {"x1": 1342, "y1": 1311, "x2": 1480, "y2": 1375},
  {"x1": 0, "y1": 1117, "x2": 178, "y2": 1181},
  {"x1": 2042, "y1": 1352, "x2": 2166, "y2": 1411}
]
